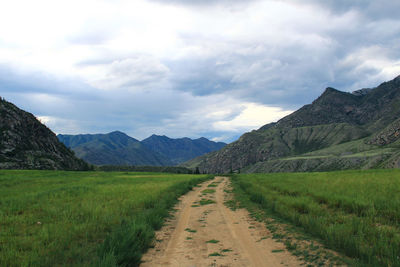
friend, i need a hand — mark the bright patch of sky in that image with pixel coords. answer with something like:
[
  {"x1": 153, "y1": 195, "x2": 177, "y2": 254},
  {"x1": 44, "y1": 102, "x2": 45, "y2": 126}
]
[{"x1": 1, "y1": 0, "x2": 399, "y2": 142}]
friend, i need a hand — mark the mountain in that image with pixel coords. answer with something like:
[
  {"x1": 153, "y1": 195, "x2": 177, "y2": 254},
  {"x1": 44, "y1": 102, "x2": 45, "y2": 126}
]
[
  {"x1": 0, "y1": 98, "x2": 89, "y2": 170},
  {"x1": 141, "y1": 134, "x2": 226, "y2": 165},
  {"x1": 58, "y1": 132, "x2": 226, "y2": 166},
  {"x1": 185, "y1": 75, "x2": 400, "y2": 173},
  {"x1": 58, "y1": 131, "x2": 172, "y2": 166}
]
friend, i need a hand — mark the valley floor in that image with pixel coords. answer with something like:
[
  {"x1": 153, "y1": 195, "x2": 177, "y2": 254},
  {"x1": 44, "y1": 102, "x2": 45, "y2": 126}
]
[{"x1": 141, "y1": 177, "x2": 302, "y2": 267}]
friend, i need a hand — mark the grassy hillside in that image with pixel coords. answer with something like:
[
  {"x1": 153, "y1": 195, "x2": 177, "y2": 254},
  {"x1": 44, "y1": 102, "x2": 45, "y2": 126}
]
[
  {"x1": 0, "y1": 170, "x2": 211, "y2": 266},
  {"x1": 189, "y1": 75, "x2": 400, "y2": 174},
  {"x1": 183, "y1": 123, "x2": 369, "y2": 173},
  {"x1": 231, "y1": 170, "x2": 400, "y2": 266}
]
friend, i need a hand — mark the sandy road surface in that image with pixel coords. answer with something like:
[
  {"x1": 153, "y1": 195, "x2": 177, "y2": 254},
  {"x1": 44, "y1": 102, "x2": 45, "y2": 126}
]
[{"x1": 141, "y1": 177, "x2": 302, "y2": 267}]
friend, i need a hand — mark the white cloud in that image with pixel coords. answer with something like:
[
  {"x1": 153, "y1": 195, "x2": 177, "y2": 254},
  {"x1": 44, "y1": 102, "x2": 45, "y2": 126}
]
[
  {"x1": 212, "y1": 103, "x2": 293, "y2": 132},
  {"x1": 36, "y1": 116, "x2": 82, "y2": 135},
  {"x1": 336, "y1": 46, "x2": 400, "y2": 90},
  {"x1": 82, "y1": 56, "x2": 170, "y2": 90},
  {"x1": 132, "y1": 94, "x2": 292, "y2": 141},
  {"x1": 36, "y1": 116, "x2": 51, "y2": 125}
]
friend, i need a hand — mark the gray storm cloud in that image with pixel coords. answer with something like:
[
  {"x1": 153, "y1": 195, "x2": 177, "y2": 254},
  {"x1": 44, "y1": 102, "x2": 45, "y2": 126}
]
[{"x1": 0, "y1": 0, "x2": 399, "y2": 142}]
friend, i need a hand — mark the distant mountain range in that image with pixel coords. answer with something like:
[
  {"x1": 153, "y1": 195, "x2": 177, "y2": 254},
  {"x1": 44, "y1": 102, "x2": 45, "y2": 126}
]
[
  {"x1": 58, "y1": 131, "x2": 171, "y2": 166},
  {"x1": 185, "y1": 75, "x2": 400, "y2": 173},
  {"x1": 142, "y1": 134, "x2": 226, "y2": 165},
  {"x1": 0, "y1": 98, "x2": 89, "y2": 170},
  {"x1": 58, "y1": 132, "x2": 226, "y2": 166}
]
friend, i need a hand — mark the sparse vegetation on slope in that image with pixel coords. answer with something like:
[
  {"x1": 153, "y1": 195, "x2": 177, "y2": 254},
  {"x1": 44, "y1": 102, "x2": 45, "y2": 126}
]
[
  {"x1": 231, "y1": 170, "x2": 400, "y2": 266},
  {"x1": 0, "y1": 170, "x2": 211, "y2": 266}
]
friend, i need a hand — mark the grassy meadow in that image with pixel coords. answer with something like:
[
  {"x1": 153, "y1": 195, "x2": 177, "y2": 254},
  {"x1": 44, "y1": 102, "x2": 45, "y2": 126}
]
[
  {"x1": 0, "y1": 170, "x2": 211, "y2": 266},
  {"x1": 231, "y1": 169, "x2": 400, "y2": 266}
]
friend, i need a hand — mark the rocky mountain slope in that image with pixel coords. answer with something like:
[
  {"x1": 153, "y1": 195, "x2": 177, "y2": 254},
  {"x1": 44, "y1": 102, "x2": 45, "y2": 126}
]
[
  {"x1": 58, "y1": 131, "x2": 172, "y2": 166},
  {"x1": 185, "y1": 75, "x2": 400, "y2": 173},
  {"x1": 141, "y1": 134, "x2": 226, "y2": 165},
  {"x1": 0, "y1": 98, "x2": 89, "y2": 170}
]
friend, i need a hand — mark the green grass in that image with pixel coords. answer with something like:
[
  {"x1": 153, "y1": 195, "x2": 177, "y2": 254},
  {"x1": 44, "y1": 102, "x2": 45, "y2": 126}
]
[
  {"x1": 304, "y1": 138, "x2": 375, "y2": 157},
  {"x1": 231, "y1": 169, "x2": 400, "y2": 266},
  {"x1": 201, "y1": 189, "x2": 216, "y2": 194},
  {"x1": 185, "y1": 228, "x2": 197, "y2": 233},
  {"x1": 0, "y1": 170, "x2": 211, "y2": 266},
  {"x1": 281, "y1": 155, "x2": 332, "y2": 160},
  {"x1": 206, "y1": 239, "x2": 219, "y2": 243},
  {"x1": 199, "y1": 198, "x2": 216, "y2": 205},
  {"x1": 208, "y1": 252, "x2": 222, "y2": 257},
  {"x1": 341, "y1": 148, "x2": 395, "y2": 158}
]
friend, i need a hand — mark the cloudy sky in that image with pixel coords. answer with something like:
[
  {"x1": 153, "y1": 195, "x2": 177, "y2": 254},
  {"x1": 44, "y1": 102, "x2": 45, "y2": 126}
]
[{"x1": 1, "y1": 0, "x2": 400, "y2": 142}]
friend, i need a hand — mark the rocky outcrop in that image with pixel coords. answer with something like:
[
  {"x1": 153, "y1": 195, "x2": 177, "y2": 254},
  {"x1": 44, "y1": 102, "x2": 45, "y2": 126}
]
[
  {"x1": 368, "y1": 118, "x2": 400, "y2": 145},
  {"x1": 0, "y1": 98, "x2": 90, "y2": 170},
  {"x1": 352, "y1": 88, "x2": 372, "y2": 96}
]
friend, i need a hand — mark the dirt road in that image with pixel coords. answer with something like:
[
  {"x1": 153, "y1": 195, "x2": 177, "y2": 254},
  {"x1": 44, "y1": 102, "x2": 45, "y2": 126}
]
[{"x1": 141, "y1": 177, "x2": 302, "y2": 267}]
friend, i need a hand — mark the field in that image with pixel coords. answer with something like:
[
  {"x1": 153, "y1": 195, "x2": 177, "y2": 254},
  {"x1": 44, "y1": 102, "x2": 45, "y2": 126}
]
[
  {"x1": 0, "y1": 170, "x2": 211, "y2": 266},
  {"x1": 231, "y1": 169, "x2": 400, "y2": 266}
]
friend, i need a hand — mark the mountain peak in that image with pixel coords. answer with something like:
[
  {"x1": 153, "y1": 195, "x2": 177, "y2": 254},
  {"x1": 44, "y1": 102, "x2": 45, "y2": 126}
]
[
  {"x1": 313, "y1": 86, "x2": 356, "y2": 103},
  {"x1": 147, "y1": 134, "x2": 171, "y2": 141},
  {"x1": 318, "y1": 87, "x2": 350, "y2": 99},
  {"x1": 109, "y1": 130, "x2": 127, "y2": 136},
  {"x1": 107, "y1": 131, "x2": 140, "y2": 142},
  {"x1": 324, "y1": 87, "x2": 339, "y2": 92}
]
